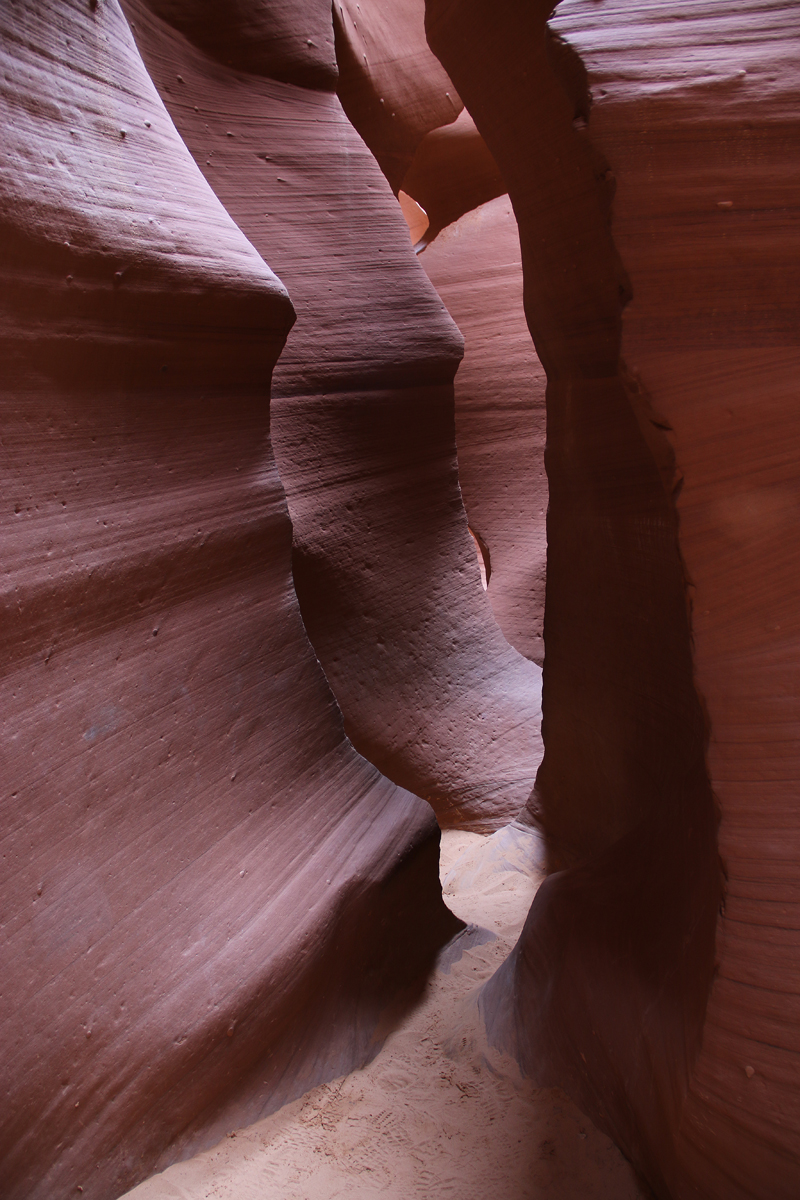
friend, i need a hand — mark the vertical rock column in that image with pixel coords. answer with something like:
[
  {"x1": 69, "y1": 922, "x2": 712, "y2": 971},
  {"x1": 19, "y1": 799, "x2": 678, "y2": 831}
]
[
  {"x1": 427, "y1": 0, "x2": 721, "y2": 1195},
  {"x1": 550, "y1": 2, "x2": 800, "y2": 1195}
]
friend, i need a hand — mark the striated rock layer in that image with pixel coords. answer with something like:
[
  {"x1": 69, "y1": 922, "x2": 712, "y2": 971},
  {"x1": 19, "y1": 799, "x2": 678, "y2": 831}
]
[
  {"x1": 430, "y1": 0, "x2": 800, "y2": 1196},
  {"x1": 548, "y1": 3, "x2": 800, "y2": 1195},
  {"x1": 123, "y1": 0, "x2": 543, "y2": 831},
  {"x1": 0, "y1": 4, "x2": 461, "y2": 1197},
  {"x1": 7, "y1": 0, "x2": 797, "y2": 1196}
]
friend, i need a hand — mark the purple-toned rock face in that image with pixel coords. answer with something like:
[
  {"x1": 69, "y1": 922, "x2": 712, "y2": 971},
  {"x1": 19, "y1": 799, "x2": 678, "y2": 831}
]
[
  {"x1": 119, "y1": 0, "x2": 542, "y2": 832},
  {"x1": 428, "y1": 0, "x2": 800, "y2": 1196},
  {"x1": 2, "y1": 0, "x2": 799, "y2": 1197},
  {"x1": 0, "y1": 3, "x2": 463, "y2": 1196}
]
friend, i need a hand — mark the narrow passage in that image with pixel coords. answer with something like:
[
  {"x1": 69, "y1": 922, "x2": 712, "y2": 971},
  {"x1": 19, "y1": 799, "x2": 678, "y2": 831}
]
[{"x1": 126, "y1": 828, "x2": 649, "y2": 1200}]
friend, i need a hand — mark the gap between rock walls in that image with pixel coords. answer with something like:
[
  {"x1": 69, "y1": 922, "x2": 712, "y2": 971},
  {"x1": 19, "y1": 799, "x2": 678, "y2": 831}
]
[{"x1": 121, "y1": 825, "x2": 651, "y2": 1200}]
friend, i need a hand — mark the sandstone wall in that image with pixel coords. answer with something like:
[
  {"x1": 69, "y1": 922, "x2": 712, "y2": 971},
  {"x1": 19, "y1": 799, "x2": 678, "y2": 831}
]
[
  {"x1": 0, "y1": 4, "x2": 461, "y2": 1195},
  {"x1": 427, "y1": 0, "x2": 799, "y2": 1195},
  {"x1": 4, "y1": 0, "x2": 798, "y2": 1196},
  {"x1": 122, "y1": 0, "x2": 542, "y2": 830}
]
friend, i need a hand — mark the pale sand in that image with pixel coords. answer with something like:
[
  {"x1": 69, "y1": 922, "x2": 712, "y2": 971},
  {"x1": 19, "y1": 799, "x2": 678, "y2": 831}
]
[{"x1": 124, "y1": 827, "x2": 650, "y2": 1200}]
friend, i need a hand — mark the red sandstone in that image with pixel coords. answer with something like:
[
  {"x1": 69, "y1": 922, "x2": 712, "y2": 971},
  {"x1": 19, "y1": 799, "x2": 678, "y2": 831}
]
[{"x1": 1, "y1": 1, "x2": 799, "y2": 1198}]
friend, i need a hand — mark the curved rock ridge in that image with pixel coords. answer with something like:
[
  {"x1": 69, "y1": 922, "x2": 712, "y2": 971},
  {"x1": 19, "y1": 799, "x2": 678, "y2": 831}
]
[
  {"x1": 123, "y1": 0, "x2": 543, "y2": 831},
  {"x1": 331, "y1": 0, "x2": 548, "y2": 667},
  {"x1": 332, "y1": 11, "x2": 549, "y2": 665},
  {"x1": 0, "y1": 4, "x2": 460, "y2": 1197}
]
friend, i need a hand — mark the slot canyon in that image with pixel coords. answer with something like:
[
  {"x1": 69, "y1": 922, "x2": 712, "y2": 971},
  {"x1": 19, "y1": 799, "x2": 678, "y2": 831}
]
[{"x1": 1, "y1": 1, "x2": 798, "y2": 1197}]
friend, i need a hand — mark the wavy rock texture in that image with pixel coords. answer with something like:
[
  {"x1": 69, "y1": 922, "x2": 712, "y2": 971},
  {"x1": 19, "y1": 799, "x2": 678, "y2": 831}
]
[
  {"x1": 428, "y1": 0, "x2": 799, "y2": 1197},
  {"x1": 0, "y1": 4, "x2": 461, "y2": 1197},
  {"x1": 5, "y1": 0, "x2": 797, "y2": 1197},
  {"x1": 419, "y1": 196, "x2": 547, "y2": 663},
  {"x1": 121, "y1": 0, "x2": 542, "y2": 831}
]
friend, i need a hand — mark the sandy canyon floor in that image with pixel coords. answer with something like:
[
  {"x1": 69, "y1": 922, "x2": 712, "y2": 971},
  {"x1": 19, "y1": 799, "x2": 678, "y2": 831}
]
[{"x1": 125, "y1": 826, "x2": 650, "y2": 1200}]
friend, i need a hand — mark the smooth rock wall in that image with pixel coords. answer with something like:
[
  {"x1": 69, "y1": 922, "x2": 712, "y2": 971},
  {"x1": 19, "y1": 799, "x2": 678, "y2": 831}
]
[
  {"x1": 426, "y1": 0, "x2": 723, "y2": 1196},
  {"x1": 6, "y1": 0, "x2": 795, "y2": 1196},
  {"x1": 401, "y1": 107, "x2": 507, "y2": 248},
  {"x1": 429, "y1": 0, "x2": 800, "y2": 1196},
  {"x1": 124, "y1": 0, "x2": 543, "y2": 830},
  {"x1": 333, "y1": 0, "x2": 462, "y2": 192},
  {"x1": 0, "y1": 3, "x2": 460, "y2": 1196},
  {"x1": 550, "y1": 3, "x2": 800, "y2": 1195},
  {"x1": 331, "y1": 0, "x2": 548, "y2": 661}
]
